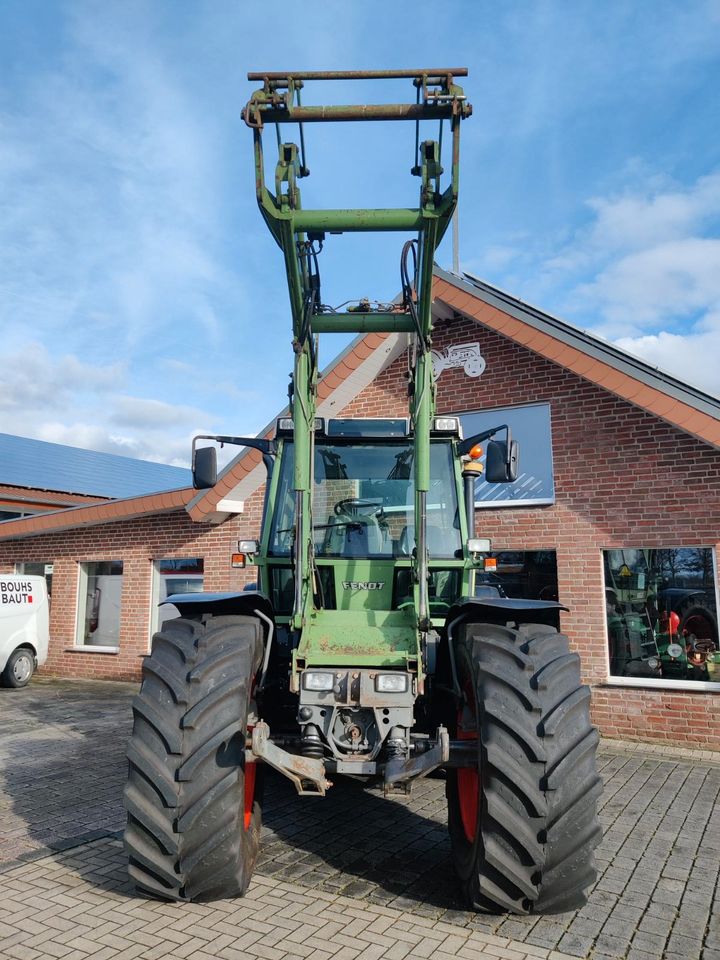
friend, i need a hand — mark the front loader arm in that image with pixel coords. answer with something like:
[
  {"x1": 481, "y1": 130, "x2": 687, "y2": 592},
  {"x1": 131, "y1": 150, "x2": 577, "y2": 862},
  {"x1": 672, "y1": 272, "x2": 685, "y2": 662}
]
[{"x1": 243, "y1": 69, "x2": 472, "y2": 634}]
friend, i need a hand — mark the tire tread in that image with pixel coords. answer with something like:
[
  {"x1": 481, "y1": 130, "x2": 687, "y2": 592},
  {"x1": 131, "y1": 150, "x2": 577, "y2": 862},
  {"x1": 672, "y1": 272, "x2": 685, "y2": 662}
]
[
  {"x1": 124, "y1": 614, "x2": 263, "y2": 902},
  {"x1": 448, "y1": 622, "x2": 601, "y2": 915}
]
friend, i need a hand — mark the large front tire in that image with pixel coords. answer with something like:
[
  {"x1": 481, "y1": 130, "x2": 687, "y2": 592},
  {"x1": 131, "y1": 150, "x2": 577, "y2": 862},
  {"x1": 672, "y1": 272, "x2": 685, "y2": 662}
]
[
  {"x1": 447, "y1": 622, "x2": 602, "y2": 914},
  {"x1": 124, "y1": 614, "x2": 264, "y2": 901}
]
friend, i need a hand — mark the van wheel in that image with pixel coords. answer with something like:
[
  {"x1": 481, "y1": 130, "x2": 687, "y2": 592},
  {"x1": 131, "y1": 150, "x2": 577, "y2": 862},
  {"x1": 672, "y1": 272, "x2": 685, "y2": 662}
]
[{"x1": 1, "y1": 648, "x2": 36, "y2": 688}]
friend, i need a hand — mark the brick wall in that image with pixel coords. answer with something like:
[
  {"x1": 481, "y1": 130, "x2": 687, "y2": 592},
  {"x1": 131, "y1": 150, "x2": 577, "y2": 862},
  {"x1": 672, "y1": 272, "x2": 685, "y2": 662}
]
[
  {"x1": 0, "y1": 503, "x2": 264, "y2": 682},
  {"x1": 350, "y1": 315, "x2": 720, "y2": 748},
  {"x1": 1, "y1": 314, "x2": 718, "y2": 748}
]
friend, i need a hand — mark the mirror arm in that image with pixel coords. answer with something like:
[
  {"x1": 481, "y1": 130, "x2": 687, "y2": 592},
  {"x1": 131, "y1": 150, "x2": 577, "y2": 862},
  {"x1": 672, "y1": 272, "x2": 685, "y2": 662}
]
[
  {"x1": 192, "y1": 434, "x2": 276, "y2": 457},
  {"x1": 459, "y1": 423, "x2": 512, "y2": 465}
]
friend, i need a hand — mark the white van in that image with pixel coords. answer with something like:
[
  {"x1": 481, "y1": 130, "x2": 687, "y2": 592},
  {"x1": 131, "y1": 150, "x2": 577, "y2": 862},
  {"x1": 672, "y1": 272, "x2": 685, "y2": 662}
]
[{"x1": 0, "y1": 575, "x2": 49, "y2": 688}]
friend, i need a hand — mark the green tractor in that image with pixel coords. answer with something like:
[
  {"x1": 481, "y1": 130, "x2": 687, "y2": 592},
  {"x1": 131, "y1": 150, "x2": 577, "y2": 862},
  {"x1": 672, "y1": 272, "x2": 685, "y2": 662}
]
[
  {"x1": 124, "y1": 69, "x2": 602, "y2": 913},
  {"x1": 605, "y1": 549, "x2": 719, "y2": 681}
]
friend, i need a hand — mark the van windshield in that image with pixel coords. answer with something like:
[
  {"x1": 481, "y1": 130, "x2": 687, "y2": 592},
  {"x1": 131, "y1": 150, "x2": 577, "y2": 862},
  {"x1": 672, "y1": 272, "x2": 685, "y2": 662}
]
[{"x1": 269, "y1": 441, "x2": 461, "y2": 559}]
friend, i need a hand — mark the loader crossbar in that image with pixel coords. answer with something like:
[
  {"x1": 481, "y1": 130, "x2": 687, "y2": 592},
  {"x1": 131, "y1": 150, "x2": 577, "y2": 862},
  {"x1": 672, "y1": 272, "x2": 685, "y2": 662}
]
[{"x1": 247, "y1": 69, "x2": 468, "y2": 81}]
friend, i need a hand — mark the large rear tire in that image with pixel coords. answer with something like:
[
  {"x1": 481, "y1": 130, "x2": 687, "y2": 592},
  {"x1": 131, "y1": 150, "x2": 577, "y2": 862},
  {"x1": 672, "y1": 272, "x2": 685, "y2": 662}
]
[
  {"x1": 124, "y1": 614, "x2": 264, "y2": 901},
  {"x1": 680, "y1": 604, "x2": 717, "y2": 645},
  {"x1": 447, "y1": 622, "x2": 602, "y2": 914}
]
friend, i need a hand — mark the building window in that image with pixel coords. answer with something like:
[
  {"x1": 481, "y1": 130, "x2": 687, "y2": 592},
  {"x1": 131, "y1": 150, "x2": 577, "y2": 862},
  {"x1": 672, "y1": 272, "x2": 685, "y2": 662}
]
[
  {"x1": 459, "y1": 403, "x2": 555, "y2": 508},
  {"x1": 16, "y1": 562, "x2": 53, "y2": 602},
  {"x1": 151, "y1": 558, "x2": 204, "y2": 636},
  {"x1": 77, "y1": 561, "x2": 124, "y2": 648},
  {"x1": 1, "y1": 504, "x2": 40, "y2": 521},
  {"x1": 478, "y1": 550, "x2": 560, "y2": 627},
  {"x1": 603, "y1": 548, "x2": 720, "y2": 687}
]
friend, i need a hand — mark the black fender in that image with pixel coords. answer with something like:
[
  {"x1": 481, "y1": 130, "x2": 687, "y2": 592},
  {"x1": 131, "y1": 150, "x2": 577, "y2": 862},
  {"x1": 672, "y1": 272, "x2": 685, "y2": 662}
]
[
  {"x1": 162, "y1": 590, "x2": 275, "y2": 636},
  {"x1": 438, "y1": 596, "x2": 570, "y2": 703},
  {"x1": 445, "y1": 595, "x2": 568, "y2": 628}
]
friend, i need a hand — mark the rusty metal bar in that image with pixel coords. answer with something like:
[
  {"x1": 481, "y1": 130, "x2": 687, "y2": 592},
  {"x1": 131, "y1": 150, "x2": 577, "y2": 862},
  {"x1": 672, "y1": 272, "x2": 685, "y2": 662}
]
[
  {"x1": 247, "y1": 68, "x2": 468, "y2": 81},
  {"x1": 384, "y1": 727, "x2": 450, "y2": 785},
  {"x1": 251, "y1": 721, "x2": 332, "y2": 795},
  {"x1": 259, "y1": 103, "x2": 458, "y2": 124}
]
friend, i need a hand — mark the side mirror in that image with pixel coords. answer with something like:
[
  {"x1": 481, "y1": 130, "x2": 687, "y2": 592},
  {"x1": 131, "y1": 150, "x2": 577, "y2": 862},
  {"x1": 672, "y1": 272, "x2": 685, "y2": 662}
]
[
  {"x1": 192, "y1": 446, "x2": 217, "y2": 489},
  {"x1": 486, "y1": 439, "x2": 519, "y2": 483}
]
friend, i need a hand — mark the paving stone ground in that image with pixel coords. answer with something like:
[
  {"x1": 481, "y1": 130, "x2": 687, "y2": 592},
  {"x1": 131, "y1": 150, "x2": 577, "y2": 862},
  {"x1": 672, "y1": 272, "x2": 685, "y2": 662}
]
[{"x1": 1, "y1": 678, "x2": 719, "y2": 960}]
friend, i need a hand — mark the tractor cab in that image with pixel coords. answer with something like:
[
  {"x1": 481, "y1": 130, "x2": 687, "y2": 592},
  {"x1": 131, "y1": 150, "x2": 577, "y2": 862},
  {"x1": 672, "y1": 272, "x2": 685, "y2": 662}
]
[{"x1": 265, "y1": 416, "x2": 464, "y2": 621}]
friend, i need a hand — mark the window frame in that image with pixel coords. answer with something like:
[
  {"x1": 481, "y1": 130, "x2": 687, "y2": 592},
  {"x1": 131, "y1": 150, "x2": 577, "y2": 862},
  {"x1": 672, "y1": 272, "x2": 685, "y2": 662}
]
[
  {"x1": 75, "y1": 560, "x2": 124, "y2": 651},
  {"x1": 601, "y1": 547, "x2": 720, "y2": 692},
  {"x1": 15, "y1": 561, "x2": 53, "y2": 600},
  {"x1": 149, "y1": 558, "x2": 205, "y2": 648},
  {"x1": 457, "y1": 402, "x2": 556, "y2": 509}
]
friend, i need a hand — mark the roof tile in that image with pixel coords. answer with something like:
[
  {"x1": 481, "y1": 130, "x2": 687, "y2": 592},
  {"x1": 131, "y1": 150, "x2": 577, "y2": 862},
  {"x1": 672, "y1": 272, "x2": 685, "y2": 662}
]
[{"x1": 0, "y1": 487, "x2": 194, "y2": 541}]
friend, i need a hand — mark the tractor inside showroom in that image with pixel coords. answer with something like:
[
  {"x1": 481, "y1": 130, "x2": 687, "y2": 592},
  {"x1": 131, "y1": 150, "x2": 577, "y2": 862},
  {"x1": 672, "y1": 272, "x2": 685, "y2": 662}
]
[
  {"x1": 124, "y1": 69, "x2": 602, "y2": 913},
  {"x1": 605, "y1": 548, "x2": 719, "y2": 681}
]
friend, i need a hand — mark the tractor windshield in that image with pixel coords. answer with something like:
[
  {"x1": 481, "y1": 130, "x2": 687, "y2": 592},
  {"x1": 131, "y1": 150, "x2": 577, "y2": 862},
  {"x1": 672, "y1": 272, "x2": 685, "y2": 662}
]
[{"x1": 269, "y1": 440, "x2": 461, "y2": 559}]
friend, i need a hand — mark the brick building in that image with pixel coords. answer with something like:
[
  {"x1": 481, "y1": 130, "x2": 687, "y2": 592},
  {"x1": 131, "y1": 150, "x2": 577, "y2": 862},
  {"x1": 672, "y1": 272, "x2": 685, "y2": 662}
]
[{"x1": 1, "y1": 268, "x2": 718, "y2": 749}]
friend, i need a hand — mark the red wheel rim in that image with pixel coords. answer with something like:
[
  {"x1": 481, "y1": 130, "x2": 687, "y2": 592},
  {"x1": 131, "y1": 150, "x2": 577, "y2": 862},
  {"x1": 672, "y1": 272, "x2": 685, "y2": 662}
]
[
  {"x1": 457, "y1": 766, "x2": 479, "y2": 843},
  {"x1": 457, "y1": 670, "x2": 479, "y2": 844},
  {"x1": 244, "y1": 761, "x2": 256, "y2": 831}
]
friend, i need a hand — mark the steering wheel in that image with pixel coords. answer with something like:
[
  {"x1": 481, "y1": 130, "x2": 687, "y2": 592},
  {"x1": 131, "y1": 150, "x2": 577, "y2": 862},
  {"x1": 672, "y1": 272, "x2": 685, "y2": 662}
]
[{"x1": 333, "y1": 498, "x2": 383, "y2": 519}]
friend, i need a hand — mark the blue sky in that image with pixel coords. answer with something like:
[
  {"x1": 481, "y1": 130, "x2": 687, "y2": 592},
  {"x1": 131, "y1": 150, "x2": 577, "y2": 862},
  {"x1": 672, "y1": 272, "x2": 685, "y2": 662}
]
[{"x1": 1, "y1": 0, "x2": 719, "y2": 465}]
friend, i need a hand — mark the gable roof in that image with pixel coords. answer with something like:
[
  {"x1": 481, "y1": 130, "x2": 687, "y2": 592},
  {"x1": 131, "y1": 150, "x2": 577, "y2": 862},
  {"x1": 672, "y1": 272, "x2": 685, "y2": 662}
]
[
  {"x1": 1, "y1": 266, "x2": 718, "y2": 542},
  {"x1": 433, "y1": 267, "x2": 720, "y2": 442},
  {"x1": 188, "y1": 267, "x2": 720, "y2": 521},
  {"x1": 0, "y1": 432, "x2": 192, "y2": 498}
]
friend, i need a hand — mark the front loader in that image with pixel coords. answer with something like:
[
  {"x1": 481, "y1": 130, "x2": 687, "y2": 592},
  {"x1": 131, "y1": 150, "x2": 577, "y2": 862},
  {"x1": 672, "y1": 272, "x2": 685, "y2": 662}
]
[{"x1": 124, "y1": 69, "x2": 602, "y2": 913}]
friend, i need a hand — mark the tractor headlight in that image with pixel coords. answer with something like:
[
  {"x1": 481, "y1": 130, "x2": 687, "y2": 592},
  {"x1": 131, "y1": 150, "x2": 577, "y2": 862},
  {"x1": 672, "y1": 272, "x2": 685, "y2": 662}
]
[
  {"x1": 647, "y1": 657, "x2": 660, "y2": 671},
  {"x1": 302, "y1": 671, "x2": 335, "y2": 691},
  {"x1": 375, "y1": 673, "x2": 409, "y2": 693},
  {"x1": 432, "y1": 417, "x2": 460, "y2": 435}
]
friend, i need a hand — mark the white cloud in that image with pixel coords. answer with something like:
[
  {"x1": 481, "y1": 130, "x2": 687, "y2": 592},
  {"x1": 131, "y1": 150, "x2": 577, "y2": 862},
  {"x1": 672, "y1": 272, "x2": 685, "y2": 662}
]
[
  {"x1": 576, "y1": 237, "x2": 720, "y2": 330},
  {"x1": 36, "y1": 420, "x2": 198, "y2": 468},
  {"x1": 615, "y1": 308, "x2": 720, "y2": 398},
  {"x1": 0, "y1": 342, "x2": 124, "y2": 412},
  {"x1": 111, "y1": 397, "x2": 211, "y2": 431},
  {"x1": 2, "y1": 1, "x2": 719, "y2": 463},
  {"x1": 477, "y1": 170, "x2": 720, "y2": 397},
  {"x1": 586, "y1": 172, "x2": 720, "y2": 253},
  {"x1": 556, "y1": 177, "x2": 720, "y2": 386},
  {"x1": 0, "y1": 342, "x2": 217, "y2": 466},
  {"x1": 0, "y1": 5, "x2": 235, "y2": 351}
]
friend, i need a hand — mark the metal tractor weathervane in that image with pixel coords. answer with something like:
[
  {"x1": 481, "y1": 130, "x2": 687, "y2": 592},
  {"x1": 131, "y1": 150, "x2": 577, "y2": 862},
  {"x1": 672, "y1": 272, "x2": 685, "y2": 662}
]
[{"x1": 124, "y1": 69, "x2": 602, "y2": 915}]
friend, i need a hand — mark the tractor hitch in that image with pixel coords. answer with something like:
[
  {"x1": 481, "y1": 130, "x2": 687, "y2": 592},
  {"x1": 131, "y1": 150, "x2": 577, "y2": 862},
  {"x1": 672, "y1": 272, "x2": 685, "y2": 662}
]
[
  {"x1": 384, "y1": 726, "x2": 450, "y2": 787},
  {"x1": 251, "y1": 721, "x2": 332, "y2": 796}
]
